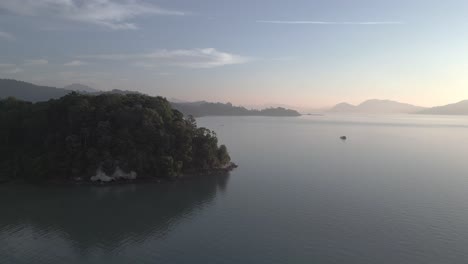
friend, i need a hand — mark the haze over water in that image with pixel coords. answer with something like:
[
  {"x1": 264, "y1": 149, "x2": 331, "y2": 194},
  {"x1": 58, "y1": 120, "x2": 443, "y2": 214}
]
[{"x1": 2, "y1": 114, "x2": 468, "y2": 263}]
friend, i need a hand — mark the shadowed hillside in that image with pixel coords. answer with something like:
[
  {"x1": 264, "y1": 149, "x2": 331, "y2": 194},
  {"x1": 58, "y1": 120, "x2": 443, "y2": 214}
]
[
  {"x1": 417, "y1": 100, "x2": 468, "y2": 115},
  {"x1": 0, "y1": 79, "x2": 69, "y2": 102}
]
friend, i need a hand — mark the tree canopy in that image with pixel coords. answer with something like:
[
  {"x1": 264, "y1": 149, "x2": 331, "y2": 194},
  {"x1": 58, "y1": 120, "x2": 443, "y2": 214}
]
[{"x1": 0, "y1": 93, "x2": 231, "y2": 182}]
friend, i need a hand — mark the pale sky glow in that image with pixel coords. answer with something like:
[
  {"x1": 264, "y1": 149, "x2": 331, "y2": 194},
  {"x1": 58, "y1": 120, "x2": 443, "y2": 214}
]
[
  {"x1": 1, "y1": 0, "x2": 468, "y2": 108},
  {"x1": 256, "y1": 20, "x2": 404, "y2": 25}
]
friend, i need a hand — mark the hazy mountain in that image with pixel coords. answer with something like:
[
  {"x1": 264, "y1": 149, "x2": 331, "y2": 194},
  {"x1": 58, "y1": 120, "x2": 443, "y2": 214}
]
[
  {"x1": 328, "y1": 99, "x2": 425, "y2": 114},
  {"x1": 0, "y1": 79, "x2": 69, "y2": 102},
  {"x1": 329, "y1": 102, "x2": 357, "y2": 112},
  {"x1": 417, "y1": 100, "x2": 468, "y2": 115},
  {"x1": 63, "y1": 83, "x2": 99, "y2": 93},
  {"x1": 171, "y1": 101, "x2": 301, "y2": 117},
  {"x1": 169, "y1": 97, "x2": 189, "y2": 103},
  {"x1": 357, "y1": 99, "x2": 425, "y2": 113}
]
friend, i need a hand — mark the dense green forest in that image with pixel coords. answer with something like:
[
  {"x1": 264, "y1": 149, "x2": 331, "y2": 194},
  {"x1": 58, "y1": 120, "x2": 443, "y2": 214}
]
[{"x1": 0, "y1": 93, "x2": 231, "y2": 182}]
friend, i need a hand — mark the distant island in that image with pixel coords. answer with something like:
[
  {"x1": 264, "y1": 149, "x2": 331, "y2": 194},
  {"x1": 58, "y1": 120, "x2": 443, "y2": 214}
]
[
  {"x1": 171, "y1": 101, "x2": 301, "y2": 117},
  {"x1": 0, "y1": 93, "x2": 235, "y2": 183}
]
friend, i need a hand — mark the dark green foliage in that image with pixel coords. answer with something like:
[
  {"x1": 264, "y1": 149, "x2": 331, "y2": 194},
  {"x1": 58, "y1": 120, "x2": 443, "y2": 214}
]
[
  {"x1": 217, "y1": 145, "x2": 231, "y2": 165},
  {"x1": 0, "y1": 93, "x2": 231, "y2": 182}
]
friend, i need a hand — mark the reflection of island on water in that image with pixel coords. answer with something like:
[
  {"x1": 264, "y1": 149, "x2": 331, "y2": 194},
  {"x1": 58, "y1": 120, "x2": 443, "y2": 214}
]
[{"x1": 0, "y1": 173, "x2": 230, "y2": 253}]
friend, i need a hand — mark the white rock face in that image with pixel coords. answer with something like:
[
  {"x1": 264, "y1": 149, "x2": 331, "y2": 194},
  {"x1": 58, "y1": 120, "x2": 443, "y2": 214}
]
[
  {"x1": 90, "y1": 166, "x2": 137, "y2": 182},
  {"x1": 112, "y1": 167, "x2": 137, "y2": 180},
  {"x1": 90, "y1": 169, "x2": 113, "y2": 182}
]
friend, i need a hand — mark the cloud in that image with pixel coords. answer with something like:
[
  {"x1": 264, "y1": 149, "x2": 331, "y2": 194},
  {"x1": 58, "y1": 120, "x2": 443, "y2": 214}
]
[
  {"x1": 24, "y1": 59, "x2": 48, "y2": 66},
  {"x1": 256, "y1": 20, "x2": 403, "y2": 25},
  {"x1": 0, "y1": 31, "x2": 14, "y2": 41},
  {"x1": 271, "y1": 56, "x2": 297, "y2": 61},
  {"x1": 0, "y1": 0, "x2": 184, "y2": 30},
  {"x1": 80, "y1": 48, "x2": 251, "y2": 68},
  {"x1": 0, "y1": 63, "x2": 23, "y2": 74},
  {"x1": 132, "y1": 62, "x2": 157, "y2": 68},
  {"x1": 64, "y1": 60, "x2": 87, "y2": 66},
  {"x1": 2, "y1": 67, "x2": 24, "y2": 74}
]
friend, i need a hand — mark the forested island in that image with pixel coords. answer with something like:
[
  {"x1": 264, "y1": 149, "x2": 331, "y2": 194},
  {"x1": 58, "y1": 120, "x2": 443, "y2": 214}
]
[
  {"x1": 171, "y1": 101, "x2": 301, "y2": 117},
  {"x1": 0, "y1": 93, "x2": 235, "y2": 183}
]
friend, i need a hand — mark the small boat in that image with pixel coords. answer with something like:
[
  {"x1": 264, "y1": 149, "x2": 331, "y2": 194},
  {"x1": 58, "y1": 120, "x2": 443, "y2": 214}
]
[{"x1": 340, "y1": 136, "x2": 347, "y2": 140}]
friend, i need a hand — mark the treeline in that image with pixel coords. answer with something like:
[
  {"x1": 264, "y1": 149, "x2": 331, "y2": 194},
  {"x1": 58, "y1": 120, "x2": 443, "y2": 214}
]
[
  {"x1": 0, "y1": 93, "x2": 231, "y2": 182},
  {"x1": 171, "y1": 101, "x2": 301, "y2": 117}
]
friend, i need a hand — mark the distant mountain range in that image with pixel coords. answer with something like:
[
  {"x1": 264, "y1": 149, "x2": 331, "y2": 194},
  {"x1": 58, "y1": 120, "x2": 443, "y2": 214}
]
[
  {"x1": 0, "y1": 79, "x2": 70, "y2": 102},
  {"x1": 0, "y1": 79, "x2": 300, "y2": 117},
  {"x1": 417, "y1": 100, "x2": 468, "y2": 115},
  {"x1": 0, "y1": 79, "x2": 102, "y2": 102},
  {"x1": 328, "y1": 99, "x2": 468, "y2": 115},
  {"x1": 3, "y1": 79, "x2": 468, "y2": 116},
  {"x1": 328, "y1": 99, "x2": 426, "y2": 114}
]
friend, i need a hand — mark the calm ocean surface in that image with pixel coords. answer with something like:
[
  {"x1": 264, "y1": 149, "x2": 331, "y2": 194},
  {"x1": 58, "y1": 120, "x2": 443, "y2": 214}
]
[{"x1": 2, "y1": 114, "x2": 468, "y2": 264}]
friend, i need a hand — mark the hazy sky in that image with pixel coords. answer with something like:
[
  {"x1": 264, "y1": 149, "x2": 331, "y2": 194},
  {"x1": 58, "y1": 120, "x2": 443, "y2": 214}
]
[{"x1": 1, "y1": 0, "x2": 468, "y2": 108}]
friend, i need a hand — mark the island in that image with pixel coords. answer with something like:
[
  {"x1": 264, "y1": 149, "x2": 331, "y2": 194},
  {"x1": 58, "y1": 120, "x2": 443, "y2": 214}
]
[
  {"x1": 171, "y1": 101, "x2": 301, "y2": 117},
  {"x1": 0, "y1": 92, "x2": 235, "y2": 184}
]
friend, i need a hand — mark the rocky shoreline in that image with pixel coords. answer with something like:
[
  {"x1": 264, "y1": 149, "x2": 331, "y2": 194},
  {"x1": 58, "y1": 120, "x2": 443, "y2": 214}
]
[{"x1": 0, "y1": 162, "x2": 238, "y2": 186}]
